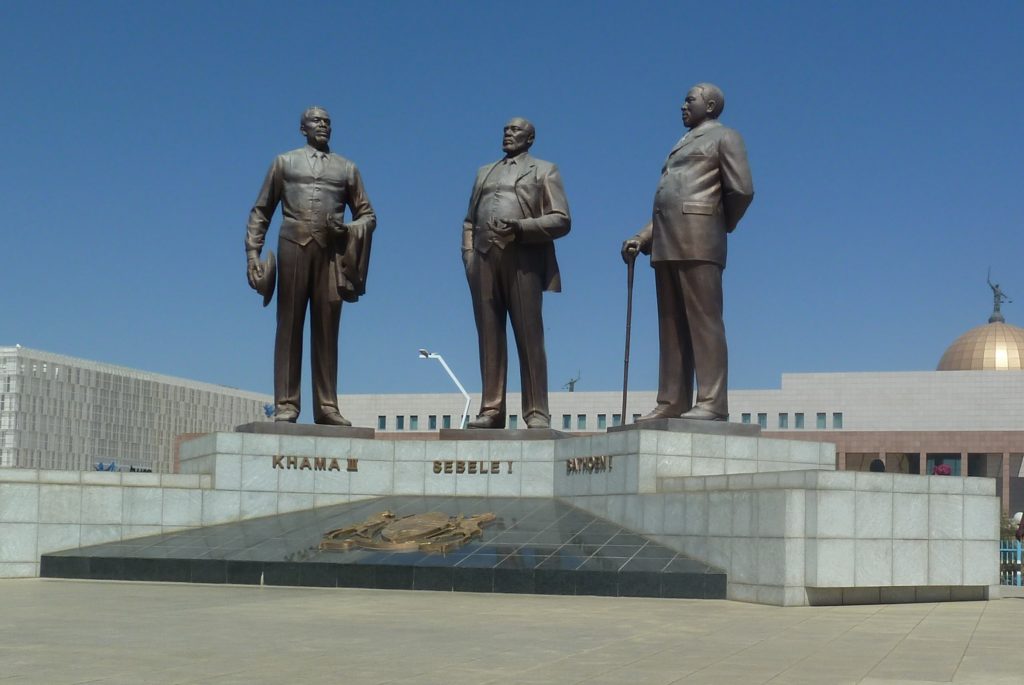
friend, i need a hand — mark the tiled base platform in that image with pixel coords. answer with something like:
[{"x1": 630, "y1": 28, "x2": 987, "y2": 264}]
[{"x1": 40, "y1": 496, "x2": 725, "y2": 599}]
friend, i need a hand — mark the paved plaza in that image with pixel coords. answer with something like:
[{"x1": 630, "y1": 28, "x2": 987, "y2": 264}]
[{"x1": 1, "y1": 580, "x2": 1023, "y2": 684}]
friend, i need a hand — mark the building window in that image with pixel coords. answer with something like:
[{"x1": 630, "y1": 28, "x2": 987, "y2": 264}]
[
  {"x1": 428, "y1": 415, "x2": 437, "y2": 430},
  {"x1": 577, "y1": 414, "x2": 587, "y2": 430},
  {"x1": 832, "y1": 412, "x2": 843, "y2": 429},
  {"x1": 377, "y1": 415, "x2": 386, "y2": 430},
  {"x1": 816, "y1": 413, "x2": 826, "y2": 429},
  {"x1": 396, "y1": 416, "x2": 405, "y2": 431},
  {"x1": 597, "y1": 414, "x2": 607, "y2": 430},
  {"x1": 757, "y1": 413, "x2": 767, "y2": 429},
  {"x1": 409, "y1": 415, "x2": 418, "y2": 431},
  {"x1": 632, "y1": 413, "x2": 641, "y2": 423},
  {"x1": 795, "y1": 413, "x2": 804, "y2": 429},
  {"x1": 509, "y1": 415, "x2": 518, "y2": 430},
  {"x1": 778, "y1": 413, "x2": 788, "y2": 429},
  {"x1": 612, "y1": 413, "x2": 621, "y2": 426},
  {"x1": 741, "y1": 413, "x2": 751, "y2": 424},
  {"x1": 442, "y1": 415, "x2": 451, "y2": 429},
  {"x1": 562, "y1": 414, "x2": 571, "y2": 430},
  {"x1": 927, "y1": 455, "x2": 961, "y2": 476}
]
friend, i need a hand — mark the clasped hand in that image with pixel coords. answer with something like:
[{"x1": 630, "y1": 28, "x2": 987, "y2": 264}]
[
  {"x1": 328, "y1": 214, "x2": 350, "y2": 240},
  {"x1": 488, "y1": 218, "x2": 519, "y2": 241}
]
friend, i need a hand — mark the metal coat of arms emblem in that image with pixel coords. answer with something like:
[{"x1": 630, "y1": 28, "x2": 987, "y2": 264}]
[{"x1": 319, "y1": 511, "x2": 496, "y2": 553}]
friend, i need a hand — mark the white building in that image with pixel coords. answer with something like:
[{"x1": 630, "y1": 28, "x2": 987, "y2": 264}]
[
  {"x1": 0, "y1": 346, "x2": 270, "y2": 473},
  {"x1": 339, "y1": 369, "x2": 1024, "y2": 437},
  {"x1": 4, "y1": 302, "x2": 1022, "y2": 509},
  {"x1": 339, "y1": 310, "x2": 1024, "y2": 513}
]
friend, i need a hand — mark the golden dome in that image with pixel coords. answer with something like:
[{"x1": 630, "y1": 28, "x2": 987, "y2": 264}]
[{"x1": 937, "y1": 321, "x2": 1024, "y2": 370}]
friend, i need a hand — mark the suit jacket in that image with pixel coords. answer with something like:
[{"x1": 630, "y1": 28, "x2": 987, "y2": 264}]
[
  {"x1": 246, "y1": 146, "x2": 376, "y2": 303},
  {"x1": 246, "y1": 146, "x2": 376, "y2": 251},
  {"x1": 463, "y1": 153, "x2": 571, "y2": 292},
  {"x1": 635, "y1": 120, "x2": 753, "y2": 267}
]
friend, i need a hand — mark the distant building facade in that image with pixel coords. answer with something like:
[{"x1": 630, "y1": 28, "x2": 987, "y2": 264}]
[
  {"x1": 4, "y1": 302, "x2": 1022, "y2": 511},
  {"x1": 0, "y1": 346, "x2": 270, "y2": 473},
  {"x1": 339, "y1": 371, "x2": 1023, "y2": 514},
  {"x1": 346, "y1": 310, "x2": 1024, "y2": 514}
]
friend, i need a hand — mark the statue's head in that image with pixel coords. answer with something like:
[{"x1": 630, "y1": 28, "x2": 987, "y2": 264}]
[
  {"x1": 682, "y1": 83, "x2": 725, "y2": 129},
  {"x1": 502, "y1": 117, "x2": 535, "y2": 157},
  {"x1": 300, "y1": 106, "x2": 331, "y2": 150}
]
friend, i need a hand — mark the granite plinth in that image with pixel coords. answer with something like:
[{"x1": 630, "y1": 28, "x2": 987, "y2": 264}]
[
  {"x1": 40, "y1": 496, "x2": 725, "y2": 599},
  {"x1": 235, "y1": 422, "x2": 375, "y2": 439},
  {"x1": 609, "y1": 418, "x2": 761, "y2": 437},
  {"x1": 439, "y1": 428, "x2": 569, "y2": 441}
]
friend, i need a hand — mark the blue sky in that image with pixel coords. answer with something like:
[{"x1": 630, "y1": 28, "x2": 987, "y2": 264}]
[{"x1": 2, "y1": 2, "x2": 1022, "y2": 405}]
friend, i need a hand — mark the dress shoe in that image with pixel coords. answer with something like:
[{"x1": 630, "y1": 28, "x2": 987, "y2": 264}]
[
  {"x1": 679, "y1": 406, "x2": 727, "y2": 421},
  {"x1": 315, "y1": 412, "x2": 352, "y2": 427},
  {"x1": 525, "y1": 415, "x2": 550, "y2": 429},
  {"x1": 274, "y1": 411, "x2": 298, "y2": 423},
  {"x1": 635, "y1": 408, "x2": 679, "y2": 422},
  {"x1": 467, "y1": 414, "x2": 504, "y2": 429}
]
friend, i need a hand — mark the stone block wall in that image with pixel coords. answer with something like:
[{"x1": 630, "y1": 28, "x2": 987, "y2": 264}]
[
  {"x1": 553, "y1": 431, "x2": 836, "y2": 497},
  {"x1": 179, "y1": 432, "x2": 558, "y2": 499},
  {"x1": 565, "y1": 469, "x2": 1000, "y2": 606},
  {"x1": 2, "y1": 429, "x2": 1001, "y2": 607},
  {"x1": 1, "y1": 470, "x2": 212, "y2": 578}
]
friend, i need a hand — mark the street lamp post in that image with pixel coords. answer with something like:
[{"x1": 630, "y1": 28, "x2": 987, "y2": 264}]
[{"x1": 418, "y1": 349, "x2": 472, "y2": 429}]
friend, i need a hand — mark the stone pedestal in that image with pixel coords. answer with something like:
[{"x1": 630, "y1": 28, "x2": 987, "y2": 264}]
[
  {"x1": 438, "y1": 428, "x2": 568, "y2": 441},
  {"x1": 609, "y1": 417, "x2": 761, "y2": 437},
  {"x1": 11, "y1": 423, "x2": 1002, "y2": 605},
  {"x1": 236, "y1": 422, "x2": 375, "y2": 440}
]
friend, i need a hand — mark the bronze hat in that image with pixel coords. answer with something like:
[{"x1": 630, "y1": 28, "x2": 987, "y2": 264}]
[{"x1": 254, "y1": 250, "x2": 276, "y2": 307}]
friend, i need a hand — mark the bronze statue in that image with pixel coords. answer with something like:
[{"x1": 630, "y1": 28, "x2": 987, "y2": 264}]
[
  {"x1": 988, "y1": 269, "x2": 1012, "y2": 323},
  {"x1": 245, "y1": 107, "x2": 376, "y2": 425},
  {"x1": 462, "y1": 118, "x2": 571, "y2": 429},
  {"x1": 622, "y1": 84, "x2": 753, "y2": 421}
]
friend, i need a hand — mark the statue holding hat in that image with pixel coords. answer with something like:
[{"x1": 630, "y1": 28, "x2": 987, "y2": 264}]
[{"x1": 245, "y1": 106, "x2": 376, "y2": 425}]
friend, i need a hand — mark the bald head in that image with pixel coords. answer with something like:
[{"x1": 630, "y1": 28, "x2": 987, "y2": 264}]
[
  {"x1": 692, "y1": 83, "x2": 725, "y2": 118},
  {"x1": 301, "y1": 106, "x2": 329, "y2": 124},
  {"x1": 682, "y1": 83, "x2": 727, "y2": 130},
  {"x1": 299, "y1": 106, "x2": 332, "y2": 150},
  {"x1": 502, "y1": 117, "x2": 535, "y2": 157}
]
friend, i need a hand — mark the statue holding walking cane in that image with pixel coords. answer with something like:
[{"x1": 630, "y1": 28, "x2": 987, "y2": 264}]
[{"x1": 622, "y1": 83, "x2": 753, "y2": 421}]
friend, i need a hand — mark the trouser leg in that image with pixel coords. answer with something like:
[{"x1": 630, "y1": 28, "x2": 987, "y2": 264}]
[
  {"x1": 309, "y1": 245, "x2": 342, "y2": 420},
  {"x1": 504, "y1": 247, "x2": 549, "y2": 423},
  {"x1": 679, "y1": 261, "x2": 728, "y2": 416},
  {"x1": 274, "y1": 240, "x2": 310, "y2": 418},
  {"x1": 467, "y1": 249, "x2": 507, "y2": 419},
  {"x1": 653, "y1": 262, "x2": 694, "y2": 415}
]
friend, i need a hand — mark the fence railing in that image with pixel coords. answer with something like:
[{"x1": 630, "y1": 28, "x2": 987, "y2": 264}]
[{"x1": 1000, "y1": 539, "x2": 1023, "y2": 586}]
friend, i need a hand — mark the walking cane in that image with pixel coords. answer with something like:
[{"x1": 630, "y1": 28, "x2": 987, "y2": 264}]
[{"x1": 621, "y1": 251, "x2": 637, "y2": 423}]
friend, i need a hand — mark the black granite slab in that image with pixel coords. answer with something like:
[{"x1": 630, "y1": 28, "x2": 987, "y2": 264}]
[
  {"x1": 235, "y1": 422, "x2": 375, "y2": 439},
  {"x1": 40, "y1": 496, "x2": 725, "y2": 600},
  {"x1": 608, "y1": 417, "x2": 761, "y2": 436},
  {"x1": 438, "y1": 428, "x2": 569, "y2": 440}
]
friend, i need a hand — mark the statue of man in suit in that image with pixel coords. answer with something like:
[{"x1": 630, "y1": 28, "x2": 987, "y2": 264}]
[
  {"x1": 622, "y1": 84, "x2": 754, "y2": 421},
  {"x1": 463, "y1": 118, "x2": 571, "y2": 429},
  {"x1": 245, "y1": 107, "x2": 376, "y2": 425}
]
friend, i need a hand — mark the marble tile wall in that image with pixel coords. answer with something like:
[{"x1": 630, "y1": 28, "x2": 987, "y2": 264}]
[
  {"x1": 1, "y1": 471, "x2": 213, "y2": 578},
  {"x1": 2, "y1": 431, "x2": 1001, "y2": 607},
  {"x1": 565, "y1": 470, "x2": 1000, "y2": 606}
]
